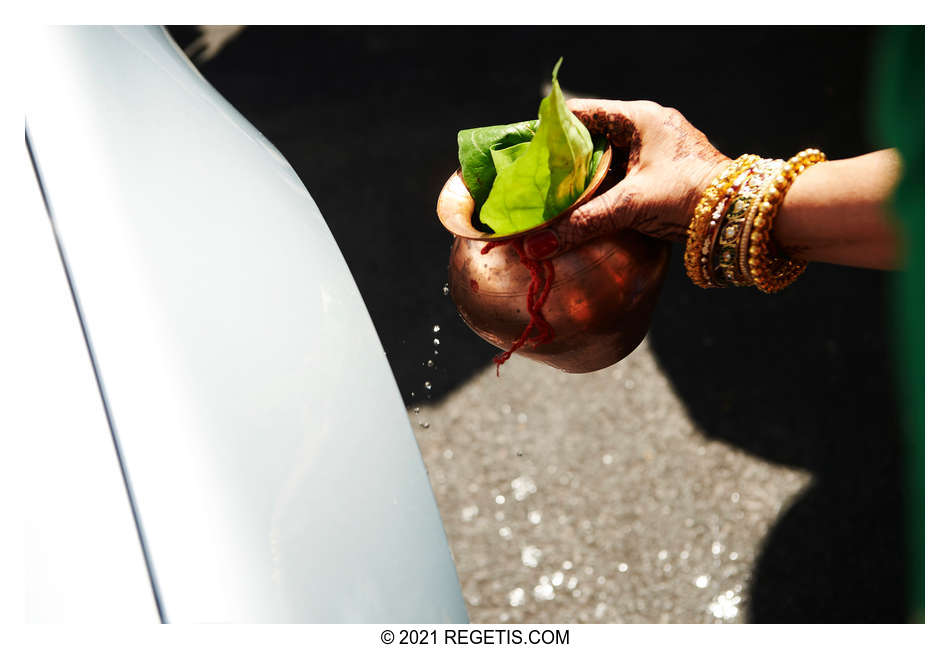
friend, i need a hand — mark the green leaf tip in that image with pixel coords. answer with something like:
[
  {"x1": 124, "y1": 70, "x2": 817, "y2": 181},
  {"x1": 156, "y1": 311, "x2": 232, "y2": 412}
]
[{"x1": 552, "y1": 57, "x2": 563, "y2": 82}]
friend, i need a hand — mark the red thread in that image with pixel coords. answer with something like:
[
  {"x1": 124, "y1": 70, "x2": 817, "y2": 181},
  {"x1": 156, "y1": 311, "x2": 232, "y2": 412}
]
[{"x1": 481, "y1": 239, "x2": 556, "y2": 375}]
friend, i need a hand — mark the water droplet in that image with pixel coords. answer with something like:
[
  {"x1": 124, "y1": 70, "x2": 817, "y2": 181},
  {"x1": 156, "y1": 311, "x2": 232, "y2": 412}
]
[
  {"x1": 596, "y1": 576, "x2": 606, "y2": 585},
  {"x1": 528, "y1": 510, "x2": 542, "y2": 525},
  {"x1": 499, "y1": 527, "x2": 512, "y2": 539},
  {"x1": 552, "y1": 572, "x2": 564, "y2": 587},
  {"x1": 695, "y1": 575, "x2": 710, "y2": 588},
  {"x1": 442, "y1": 284, "x2": 449, "y2": 295},
  {"x1": 602, "y1": 454, "x2": 614, "y2": 465},
  {"x1": 424, "y1": 381, "x2": 432, "y2": 390},
  {"x1": 461, "y1": 505, "x2": 479, "y2": 521},
  {"x1": 729, "y1": 551, "x2": 739, "y2": 561},
  {"x1": 624, "y1": 379, "x2": 635, "y2": 390},
  {"x1": 618, "y1": 563, "x2": 628, "y2": 573},
  {"x1": 708, "y1": 591, "x2": 742, "y2": 619},
  {"x1": 433, "y1": 338, "x2": 440, "y2": 346},
  {"x1": 658, "y1": 550, "x2": 669, "y2": 561},
  {"x1": 443, "y1": 448, "x2": 453, "y2": 459},
  {"x1": 495, "y1": 495, "x2": 506, "y2": 505},
  {"x1": 594, "y1": 602, "x2": 607, "y2": 619},
  {"x1": 427, "y1": 360, "x2": 434, "y2": 368},
  {"x1": 521, "y1": 546, "x2": 542, "y2": 567},
  {"x1": 412, "y1": 407, "x2": 420, "y2": 413},
  {"x1": 562, "y1": 560, "x2": 573, "y2": 570},
  {"x1": 508, "y1": 587, "x2": 525, "y2": 607},
  {"x1": 730, "y1": 492, "x2": 741, "y2": 503},
  {"x1": 433, "y1": 325, "x2": 441, "y2": 333},
  {"x1": 534, "y1": 580, "x2": 555, "y2": 601},
  {"x1": 511, "y1": 475, "x2": 537, "y2": 501},
  {"x1": 516, "y1": 413, "x2": 528, "y2": 424},
  {"x1": 433, "y1": 349, "x2": 439, "y2": 355},
  {"x1": 567, "y1": 576, "x2": 578, "y2": 590},
  {"x1": 711, "y1": 541, "x2": 723, "y2": 556},
  {"x1": 421, "y1": 422, "x2": 430, "y2": 429},
  {"x1": 495, "y1": 511, "x2": 505, "y2": 521}
]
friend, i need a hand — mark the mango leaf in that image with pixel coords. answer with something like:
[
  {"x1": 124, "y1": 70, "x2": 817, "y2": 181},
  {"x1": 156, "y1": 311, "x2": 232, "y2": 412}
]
[
  {"x1": 477, "y1": 59, "x2": 593, "y2": 236},
  {"x1": 457, "y1": 120, "x2": 538, "y2": 211}
]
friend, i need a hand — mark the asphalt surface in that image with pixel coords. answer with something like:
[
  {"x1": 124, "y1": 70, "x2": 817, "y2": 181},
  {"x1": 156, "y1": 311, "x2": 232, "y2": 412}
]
[{"x1": 171, "y1": 26, "x2": 909, "y2": 622}]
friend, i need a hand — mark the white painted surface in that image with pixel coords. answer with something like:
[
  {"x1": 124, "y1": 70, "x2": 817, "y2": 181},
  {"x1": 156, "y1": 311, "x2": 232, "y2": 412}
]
[
  {"x1": 25, "y1": 26, "x2": 466, "y2": 622},
  {"x1": 17, "y1": 148, "x2": 159, "y2": 623}
]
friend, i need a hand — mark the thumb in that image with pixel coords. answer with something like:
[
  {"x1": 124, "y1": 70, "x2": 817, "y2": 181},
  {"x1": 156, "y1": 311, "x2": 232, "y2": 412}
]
[{"x1": 523, "y1": 181, "x2": 640, "y2": 260}]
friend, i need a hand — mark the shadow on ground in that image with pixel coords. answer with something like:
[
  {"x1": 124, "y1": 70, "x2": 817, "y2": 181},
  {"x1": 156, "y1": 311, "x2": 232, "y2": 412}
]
[{"x1": 170, "y1": 25, "x2": 907, "y2": 622}]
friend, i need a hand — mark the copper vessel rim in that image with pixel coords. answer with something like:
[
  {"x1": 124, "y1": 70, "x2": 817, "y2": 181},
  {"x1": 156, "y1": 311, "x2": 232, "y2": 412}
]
[{"x1": 437, "y1": 144, "x2": 613, "y2": 241}]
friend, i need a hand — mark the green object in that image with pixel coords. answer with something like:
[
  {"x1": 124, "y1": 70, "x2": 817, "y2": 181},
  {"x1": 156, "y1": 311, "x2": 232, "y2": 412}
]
[
  {"x1": 870, "y1": 25, "x2": 924, "y2": 623},
  {"x1": 458, "y1": 120, "x2": 539, "y2": 211},
  {"x1": 457, "y1": 59, "x2": 597, "y2": 236}
]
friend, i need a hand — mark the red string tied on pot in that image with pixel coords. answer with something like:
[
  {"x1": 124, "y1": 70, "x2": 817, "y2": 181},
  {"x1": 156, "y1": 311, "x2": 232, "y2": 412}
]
[{"x1": 480, "y1": 238, "x2": 556, "y2": 375}]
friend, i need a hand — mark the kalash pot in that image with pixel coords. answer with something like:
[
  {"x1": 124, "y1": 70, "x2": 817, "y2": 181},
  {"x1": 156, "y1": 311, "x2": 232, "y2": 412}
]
[{"x1": 437, "y1": 145, "x2": 670, "y2": 373}]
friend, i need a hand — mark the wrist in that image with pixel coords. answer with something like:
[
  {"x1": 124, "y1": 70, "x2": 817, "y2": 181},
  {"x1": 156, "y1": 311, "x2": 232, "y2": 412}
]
[{"x1": 669, "y1": 157, "x2": 732, "y2": 243}]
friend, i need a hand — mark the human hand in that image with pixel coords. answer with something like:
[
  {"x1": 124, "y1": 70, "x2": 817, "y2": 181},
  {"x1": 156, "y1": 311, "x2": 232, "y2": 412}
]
[{"x1": 523, "y1": 99, "x2": 731, "y2": 260}]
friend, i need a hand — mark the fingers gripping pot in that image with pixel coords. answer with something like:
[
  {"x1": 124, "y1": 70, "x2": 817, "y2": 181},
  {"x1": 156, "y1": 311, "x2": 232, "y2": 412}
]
[{"x1": 437, "y1": 146, "x2": 671, "y2": 374}]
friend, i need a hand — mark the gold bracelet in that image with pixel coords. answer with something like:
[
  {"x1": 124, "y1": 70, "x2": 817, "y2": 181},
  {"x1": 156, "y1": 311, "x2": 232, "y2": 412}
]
[
  {"x1": 685, "y1": 154, "x2": 758, "y2": 288},
  {"x1": 702, "y1": 166, "x2": 753, "y2": 287},
  {"x1": 747, "y1": 148, "x2": 826, "y2": 293},
  {"x1": 737, "y1": 159, "x2": 786, "y2": 285},
  {"x1": 714, "y1": 158, "x2": 782, "y2": 287}
]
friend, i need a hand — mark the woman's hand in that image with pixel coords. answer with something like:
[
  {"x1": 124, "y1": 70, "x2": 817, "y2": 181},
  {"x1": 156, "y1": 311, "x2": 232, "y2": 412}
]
[{"x1": 523, "y1": 98, "x2": 730, "y2": 260}]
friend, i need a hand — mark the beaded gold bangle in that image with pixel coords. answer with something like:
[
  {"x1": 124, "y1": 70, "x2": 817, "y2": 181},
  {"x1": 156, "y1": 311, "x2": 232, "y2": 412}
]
[
  {"x1": 736, "y1": 159, "x2": 786, "y2": 285},
  {"x1": 684, "y1": 154, "x2": 758, "y2": 288},
  {"x1": 701, "y1": 167, "x2": 753, "y2": 287},
  {"x1": 747, "y1": 148, "x2": 826, "y2": 293},
  {"x1": 713, "y1": 158, "x2": 781, "y2": 287}
]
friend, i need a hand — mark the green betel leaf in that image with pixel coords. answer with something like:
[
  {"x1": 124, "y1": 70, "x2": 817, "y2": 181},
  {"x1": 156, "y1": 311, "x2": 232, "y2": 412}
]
[
  {"x1": 477, "y1": 59, "x2": 594, "y2": 236},
  {"x1": 457, "y1": 120, "x2": 539, "y2": 211},
  {"x1": 589, "y1": 134, "x2": 608, "y2": 181}
]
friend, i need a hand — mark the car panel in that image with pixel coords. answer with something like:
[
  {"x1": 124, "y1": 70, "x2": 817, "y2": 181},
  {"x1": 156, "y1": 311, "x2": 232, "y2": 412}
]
[{"x1": 26, "y1": 25, "x2": 467, "y2": 622}]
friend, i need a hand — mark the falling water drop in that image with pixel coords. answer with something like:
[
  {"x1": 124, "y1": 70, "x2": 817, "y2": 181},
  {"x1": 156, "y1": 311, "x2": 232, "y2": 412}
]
[
  {"x1": 425, "y1": 381, "x2": 432, "y2": 390},
  {"x1": 427, "y1": 360, "x2": 434, "y2": 368},
  {"x1": 433, "y1": 325, "x2": 441, "y2": 333},
  {"x1": 442, "y1": 284, "x2": 450, "y2": 296},
  {"x1": 433, "y1": 338, "x2": 440, "y2": 346}
]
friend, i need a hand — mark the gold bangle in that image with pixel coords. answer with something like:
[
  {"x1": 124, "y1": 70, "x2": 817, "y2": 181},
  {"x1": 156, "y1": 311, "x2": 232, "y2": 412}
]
[
  {"x1": 685, "y1": 154, "x2": 758, "y2": 288},
  {"x1": 737, "y1": 159, "x2": 786, "y2": 285},
  {"x1": 747, "y1": 148, "x2": 826, "y2": 293},
  {"x1": 702, "y1": 166, "x2": 753, "y2": 287},
  {"x1": 714, "y1": 158, "x2": 781, "y2": 287}
]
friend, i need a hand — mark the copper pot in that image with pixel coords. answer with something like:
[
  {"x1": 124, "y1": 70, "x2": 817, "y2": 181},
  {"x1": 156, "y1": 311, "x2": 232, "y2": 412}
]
[{"x1": 438, "y1": 147, "x2": 670, "y2": 373}]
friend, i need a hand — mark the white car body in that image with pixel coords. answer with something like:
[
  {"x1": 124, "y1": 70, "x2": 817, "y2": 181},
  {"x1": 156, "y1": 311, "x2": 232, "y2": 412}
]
[{"x1": 21, "y1": 25, "x2": 467, "y2": 623}]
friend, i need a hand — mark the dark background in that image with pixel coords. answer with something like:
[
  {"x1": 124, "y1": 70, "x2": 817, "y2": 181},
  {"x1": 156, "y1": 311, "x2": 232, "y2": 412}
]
[{"x1": 169, "y1": 26, "x2": 906, "y2": 622}]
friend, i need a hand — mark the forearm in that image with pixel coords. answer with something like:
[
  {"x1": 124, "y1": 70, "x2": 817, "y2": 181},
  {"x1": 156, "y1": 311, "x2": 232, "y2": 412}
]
[{"x1": 771, "y1": 149, "x2": 903, "y2": 270}]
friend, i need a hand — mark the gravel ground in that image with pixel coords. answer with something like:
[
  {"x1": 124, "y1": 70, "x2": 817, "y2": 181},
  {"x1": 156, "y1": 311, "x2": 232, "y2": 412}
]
[{"x1": 409, "y1": 340, "x2": 809, "y2": 623}]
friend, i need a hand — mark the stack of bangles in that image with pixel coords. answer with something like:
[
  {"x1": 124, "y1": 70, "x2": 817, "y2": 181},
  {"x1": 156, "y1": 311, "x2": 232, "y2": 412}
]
[{"x1": 684, "y1": 149, "x2": 826, "y2": 293}]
